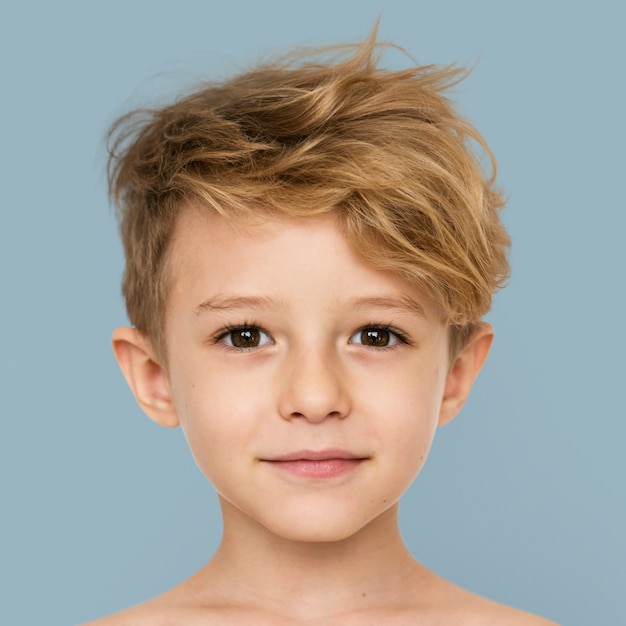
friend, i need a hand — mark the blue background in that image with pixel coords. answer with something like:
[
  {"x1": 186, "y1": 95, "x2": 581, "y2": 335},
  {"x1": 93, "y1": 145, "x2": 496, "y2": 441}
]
[{"x1": 1, "y1": 2, "x2": 624, "y2": 624}]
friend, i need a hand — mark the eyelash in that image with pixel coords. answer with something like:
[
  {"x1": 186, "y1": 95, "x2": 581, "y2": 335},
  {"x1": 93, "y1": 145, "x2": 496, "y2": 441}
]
[
  {"x1": 211, "y1": 320, "x2": 271, "y2": 351},
  {"x1": 349, "y1": 324, "x2": 411, "y2": 349},
  {"x1": 211, "y1": 322, "x2": 411, "y2": 351}
]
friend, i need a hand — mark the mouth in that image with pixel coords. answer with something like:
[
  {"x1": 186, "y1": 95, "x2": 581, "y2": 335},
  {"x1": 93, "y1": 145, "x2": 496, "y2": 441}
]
[{"x1": 261, "y1": 449, "x2": 369, "y2": 479}]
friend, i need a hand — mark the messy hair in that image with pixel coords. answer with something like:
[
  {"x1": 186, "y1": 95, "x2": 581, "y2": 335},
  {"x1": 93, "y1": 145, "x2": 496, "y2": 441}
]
[{"x1": 108, "y1": 32, "x2": 510, "y2": 361}]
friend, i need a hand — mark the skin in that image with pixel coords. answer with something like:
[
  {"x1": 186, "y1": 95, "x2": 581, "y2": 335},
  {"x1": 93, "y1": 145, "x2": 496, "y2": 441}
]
[{"x1": 86, "y1": 208, "x2": 558, "y2": 625}]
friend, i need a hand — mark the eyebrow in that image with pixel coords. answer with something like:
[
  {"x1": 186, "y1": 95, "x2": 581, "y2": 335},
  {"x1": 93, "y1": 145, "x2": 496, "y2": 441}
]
[
  {"x1": 194, "y1": 295, "x2": 283, "y2": 316},
  {"x1": 194, "y1": 294, "x2": 426, "y2": 317},
  {"x1": 346, "y1": 295, "x2": 427, "y2": 318}
]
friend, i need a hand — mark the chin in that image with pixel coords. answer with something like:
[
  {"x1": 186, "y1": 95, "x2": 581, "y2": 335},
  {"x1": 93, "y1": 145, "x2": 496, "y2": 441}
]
[
  {"x1": 267, "y1": 520, "x2": 367, "y2": 544},
  {"x1": 258, "y1": 501, "x2": 392, "y2": 544}
]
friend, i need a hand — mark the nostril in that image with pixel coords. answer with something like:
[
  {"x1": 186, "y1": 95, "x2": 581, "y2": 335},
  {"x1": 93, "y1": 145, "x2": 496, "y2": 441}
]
[
  {"x1": 287, "y1": 408, "x2": 347, "y2": 422},
  {"x1": 278, "y1": 357, "x2": 350, "y2": 422}
]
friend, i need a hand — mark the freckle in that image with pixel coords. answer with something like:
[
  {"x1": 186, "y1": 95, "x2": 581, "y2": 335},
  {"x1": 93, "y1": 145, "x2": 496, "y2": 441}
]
[{"x1": 362, "y1": 592, "x2": 366, "y2": 598}]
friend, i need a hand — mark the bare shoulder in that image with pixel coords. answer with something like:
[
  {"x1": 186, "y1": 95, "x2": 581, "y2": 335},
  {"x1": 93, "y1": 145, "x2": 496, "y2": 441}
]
[
  {"x1": 471, "y1": 600, "x2": 559, "y2": 626},
  {"x1": 81, "y1": 607, "x2": 144, "y2": 626},
  {"x1": 79, "y1": 588, "x2": 201, "y2": 626},
  {"x1": 422, "y1": 571, "x2": 559, "y2": 626},
  {"x1": 78, "y1": 585, "x2": 253, "y2": 626},
  {"x1": 80, "y1": 600, "x2": 165, "y2": 626},
  {"x1": 80, "y1": 603, "x2": 217, "y2": 626}
]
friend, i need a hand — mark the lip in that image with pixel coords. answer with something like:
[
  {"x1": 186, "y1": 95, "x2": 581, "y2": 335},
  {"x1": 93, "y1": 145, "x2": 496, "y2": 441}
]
[
  {"x1": 261, "y1": 449, "x2": 368, "y2": 479},
  {"x1": 268, "y1": 449, "x2": 366, "y2": 462}
]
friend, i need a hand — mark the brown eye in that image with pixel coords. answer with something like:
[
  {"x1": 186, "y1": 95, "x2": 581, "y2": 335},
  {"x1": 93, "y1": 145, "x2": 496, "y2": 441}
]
[
  {"x1": 360, "y1": 328, "x2": 390, "y2": 347},
  {"x1": 220, "y1": 327, "x2": 272, "y2": 349},
  {"x1": 349, "y1": 327, "x2": 402, "y2": 348},
  {"x1": 231, "y1": 328, "x2": 261, "y2": 348}
]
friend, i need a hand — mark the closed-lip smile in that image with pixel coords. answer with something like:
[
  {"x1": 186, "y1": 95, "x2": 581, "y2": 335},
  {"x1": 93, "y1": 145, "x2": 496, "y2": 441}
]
[
  {"x1": 261, "y1": 449, "x2": 369, "y2": 478},
  {"x1": 269, "y1": 449, "x2": 367, "y2": 462}
]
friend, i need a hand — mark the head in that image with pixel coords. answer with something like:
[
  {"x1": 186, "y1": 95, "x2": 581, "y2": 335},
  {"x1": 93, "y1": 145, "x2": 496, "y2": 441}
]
[
  {"x1": 108, "y1": 34, "x2": 511, "y2": 542},
  {"x1": 112, "y1": 207, "x2": 498, "y2": 542},
  {"x1": 108, "y1": 34, "x2": 510, "y2": 366}
]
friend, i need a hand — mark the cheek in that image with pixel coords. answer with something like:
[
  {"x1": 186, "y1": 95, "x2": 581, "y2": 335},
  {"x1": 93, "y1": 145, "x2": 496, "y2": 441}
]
[
  {"x1": 374, "y1": 362, "x2": 446, "y2": 469},
  {"x1": 385, "y1": 405, "x2": 438, "y2": 466},
  {"x1": 170, "y1": 366, "x2": 267, "y2": 478}
]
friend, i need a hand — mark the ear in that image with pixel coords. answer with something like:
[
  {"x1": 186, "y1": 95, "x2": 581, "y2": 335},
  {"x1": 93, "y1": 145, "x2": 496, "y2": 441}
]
[
  {"x1": 438, "y1": 323, "x2": 494, "y2": 427},
  {"x1": 112, "y1": 327, "x2": 180, "y2": 428}
]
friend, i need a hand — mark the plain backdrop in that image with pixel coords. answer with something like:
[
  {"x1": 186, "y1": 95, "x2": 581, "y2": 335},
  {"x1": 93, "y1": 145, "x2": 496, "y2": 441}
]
[{"x1": 1, "y1": 2, "x2": 624, "y2": 625}]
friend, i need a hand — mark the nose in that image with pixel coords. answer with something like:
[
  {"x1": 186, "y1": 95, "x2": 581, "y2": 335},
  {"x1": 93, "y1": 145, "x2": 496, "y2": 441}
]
[{"x1": 277, "y1": 348, "x2": 351, "y2": 423}]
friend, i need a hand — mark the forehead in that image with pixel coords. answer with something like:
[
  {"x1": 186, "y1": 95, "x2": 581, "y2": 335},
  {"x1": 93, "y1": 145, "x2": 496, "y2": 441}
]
[
  {"x1": 165, "y1": 206, "x2": 439, "y2": 320},
  {"x1": 168, "y1": 206, "x2": 343, "y2": 279}
]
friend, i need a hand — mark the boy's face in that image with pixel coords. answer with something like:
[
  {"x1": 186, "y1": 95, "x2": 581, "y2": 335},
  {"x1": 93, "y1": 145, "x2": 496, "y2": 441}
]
[{"x1": 115, "y1": 207, "x2": 491, "y2": 543}]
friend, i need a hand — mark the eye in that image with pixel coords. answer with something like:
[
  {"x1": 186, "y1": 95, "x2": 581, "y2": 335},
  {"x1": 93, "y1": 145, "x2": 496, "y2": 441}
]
[
  {"x1": 217, "y1": 326, "x2": 273, "y2": 350},
  {"x1": 349, "y1": 326, "x2": 405, "y2": 348}
]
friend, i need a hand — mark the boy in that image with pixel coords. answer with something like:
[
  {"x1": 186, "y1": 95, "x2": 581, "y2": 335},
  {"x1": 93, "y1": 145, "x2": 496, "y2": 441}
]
[{"x1": 89, "y1": 33, "x2": 557, "y2": 625}]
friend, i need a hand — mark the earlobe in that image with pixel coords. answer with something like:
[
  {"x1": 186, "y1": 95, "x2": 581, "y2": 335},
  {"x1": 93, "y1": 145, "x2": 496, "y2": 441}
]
[
  {"x1": 438, "y1": 323, "x2": 494, "y2": 427},
  {"x1": 111, "y1": 327, "x2": 180, "y2": 428}
]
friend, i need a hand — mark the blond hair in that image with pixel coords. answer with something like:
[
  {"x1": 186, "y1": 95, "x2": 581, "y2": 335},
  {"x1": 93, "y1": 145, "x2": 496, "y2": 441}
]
[{"x1": 108, "y1": 34, "x2": 510, "y2": 361}]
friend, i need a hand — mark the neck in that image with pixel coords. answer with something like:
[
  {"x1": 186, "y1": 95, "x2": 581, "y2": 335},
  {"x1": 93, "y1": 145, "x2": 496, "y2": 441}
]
[{"x1": 196, "y1": 499, "x2": 431, "y2": 620}]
